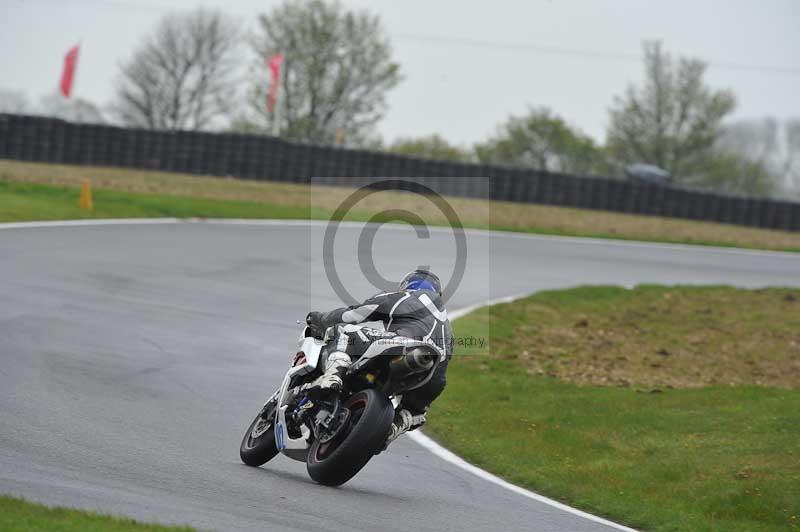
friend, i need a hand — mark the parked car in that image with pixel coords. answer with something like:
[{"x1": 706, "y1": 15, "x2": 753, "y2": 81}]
[{"x1": 625, "y1": 163, "x2": 672, "y2": 185}]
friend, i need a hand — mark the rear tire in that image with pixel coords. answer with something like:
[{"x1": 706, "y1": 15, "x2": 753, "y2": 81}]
[
  {"x1": 306, "y1": 388, "x2": 394, "y2": 486},
  {"x1": 240, "y1": 402, "x2": 279, "y2": 467}
]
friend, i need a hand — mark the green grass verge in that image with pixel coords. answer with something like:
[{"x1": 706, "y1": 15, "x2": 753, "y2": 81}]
[
  {"x1": 427, "y1": 286, "x2": 800, "y2": 532},
  {"x1": 0, "y1": 180, "x2": 313, "y2": 222},
  {"x1": 1, "y1": 179, "x2": 799, "y2": 252},
  {"x1": 0, "y1": 495, "x2": 193, "y2": 531}
]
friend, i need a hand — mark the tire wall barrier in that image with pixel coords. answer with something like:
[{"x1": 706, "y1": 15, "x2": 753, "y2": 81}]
[{"x1": 1, "y1": 114, "x2": 798, "y2": 231}]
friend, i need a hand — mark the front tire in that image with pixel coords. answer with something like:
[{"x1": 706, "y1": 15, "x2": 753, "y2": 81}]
[
  {"x1": 240, "y1": 402, "x2": 279, "y2": 467},
  {"x1": 306, "y1": 388, "x2": 394, "y2": 486}
]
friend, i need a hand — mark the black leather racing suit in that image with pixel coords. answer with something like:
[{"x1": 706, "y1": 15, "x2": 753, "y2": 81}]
[{"x1": 308, "y1": 289, "x2": 452, "y2": 415}]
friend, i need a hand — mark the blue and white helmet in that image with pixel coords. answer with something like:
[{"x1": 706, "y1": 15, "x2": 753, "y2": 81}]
[{"x1": 398, "y1": 269, "x2": 442, "y2": 296}]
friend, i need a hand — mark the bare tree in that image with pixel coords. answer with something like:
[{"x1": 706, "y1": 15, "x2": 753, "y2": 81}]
[
  {"x1": 39, "y1": 92, "x2": 106, "y2": 124},
  {"x1": 606, "y1": 41, "x2": 736, "y2": 181},
  {"x1": 0, "y1": 88, "x2": 30, "y2": 114},
  {"x1": 787, "y1": 119, "x2": 800, "y2": 194},
  {"x1": 718, "y1": 118, "x2": 800, "y2": 194},
  {"x1": 245, "y1": 0, "x2": 401, "y2": 145},
  {"x1": 113, "y1": 9, "x2": 241, "y2": 131},
  {"x1": 718, "y1": 119, "x2": 779, "y2": 166}
]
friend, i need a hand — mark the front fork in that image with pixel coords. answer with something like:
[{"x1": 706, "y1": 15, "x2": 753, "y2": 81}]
[{"x1": 261, "y1": 389, "x2": 279, "y2": 413}]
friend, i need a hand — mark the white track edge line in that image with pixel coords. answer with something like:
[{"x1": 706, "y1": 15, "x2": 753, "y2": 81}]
[
  {"x1": 407, "y1": 431, "x2": 637, "y2": 532},
  {"x1": 407, "y1": 293, "x2": 638, "y2": 532}
]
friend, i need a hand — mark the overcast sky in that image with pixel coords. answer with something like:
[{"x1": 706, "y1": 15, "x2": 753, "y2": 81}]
[{"x1": 1, "y1": 0, "x2": 798, "y2": 145}]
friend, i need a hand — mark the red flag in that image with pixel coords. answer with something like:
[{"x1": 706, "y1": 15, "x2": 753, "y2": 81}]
[
  {"x1": 60, "y1": 45, "x2": 80, "y2": 98},
  {"x1": 266, "y1": 53, "x2": 283, "y2": 113}
]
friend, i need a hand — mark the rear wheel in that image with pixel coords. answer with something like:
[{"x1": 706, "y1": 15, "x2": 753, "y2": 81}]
[
  {"x1": 306, "y1": 388, "x2": 394, "y2": 486},
  {"x1": 239, "y1": 402, "x2": 279, "y2": 466}
]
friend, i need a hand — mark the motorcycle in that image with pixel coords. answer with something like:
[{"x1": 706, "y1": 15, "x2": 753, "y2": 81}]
[{"x1": 239, "y1": 322, "x2": 442, "y2": 486}]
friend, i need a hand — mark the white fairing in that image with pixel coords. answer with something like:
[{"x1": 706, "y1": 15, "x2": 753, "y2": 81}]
[
  {"x1": 270, "y1": 326, "x2": 440, "y2": 461},
  {"x1": 273, "y1": 328, "x2": 325, "y2": 460}
]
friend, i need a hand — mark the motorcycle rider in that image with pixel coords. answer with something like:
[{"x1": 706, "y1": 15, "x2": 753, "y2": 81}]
[{"x1": 304, "y1": 269, "x2": 452, "y2": 447}]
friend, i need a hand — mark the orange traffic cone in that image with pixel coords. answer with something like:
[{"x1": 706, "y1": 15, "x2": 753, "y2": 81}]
[{"x1": 78, "y1": 178, "x2": 93, "y2": 210}]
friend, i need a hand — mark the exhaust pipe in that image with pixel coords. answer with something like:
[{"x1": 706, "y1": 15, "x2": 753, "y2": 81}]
[{"x1": 389, "y1": 347, "x2": 437, "y2": 377}]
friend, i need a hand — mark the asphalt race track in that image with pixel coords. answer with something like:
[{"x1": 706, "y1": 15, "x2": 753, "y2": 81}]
[{"x1": 2, "y1": 220, "x2": 799, "y2": 532}]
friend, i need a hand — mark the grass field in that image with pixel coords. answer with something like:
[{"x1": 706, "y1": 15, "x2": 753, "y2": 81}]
[
  {"x1": 3, "y1": 159, "x2": 800, "y2": 252},
  {"x1": 426, "y1": 285, "x2": 800, "y2": 531},
  {"x1": 0, "y1": 495, "x2": 193, "y2": 532}
]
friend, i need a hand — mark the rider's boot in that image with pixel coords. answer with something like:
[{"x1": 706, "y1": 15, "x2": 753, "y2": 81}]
[
  {"x1": 383, "y1": 409, "x2": 426, "y2": 449},
  {"x1": 302, "y1": 351, "x2": 351, "y2": 395}
]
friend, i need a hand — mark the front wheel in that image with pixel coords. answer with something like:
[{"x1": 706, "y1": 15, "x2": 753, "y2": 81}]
[
  {"x1": 240, "y1": 402, "x2": 279, "y2": 467},
  {"x1": 306, "y1": 388, "x2": 394, "y2": 486}
]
